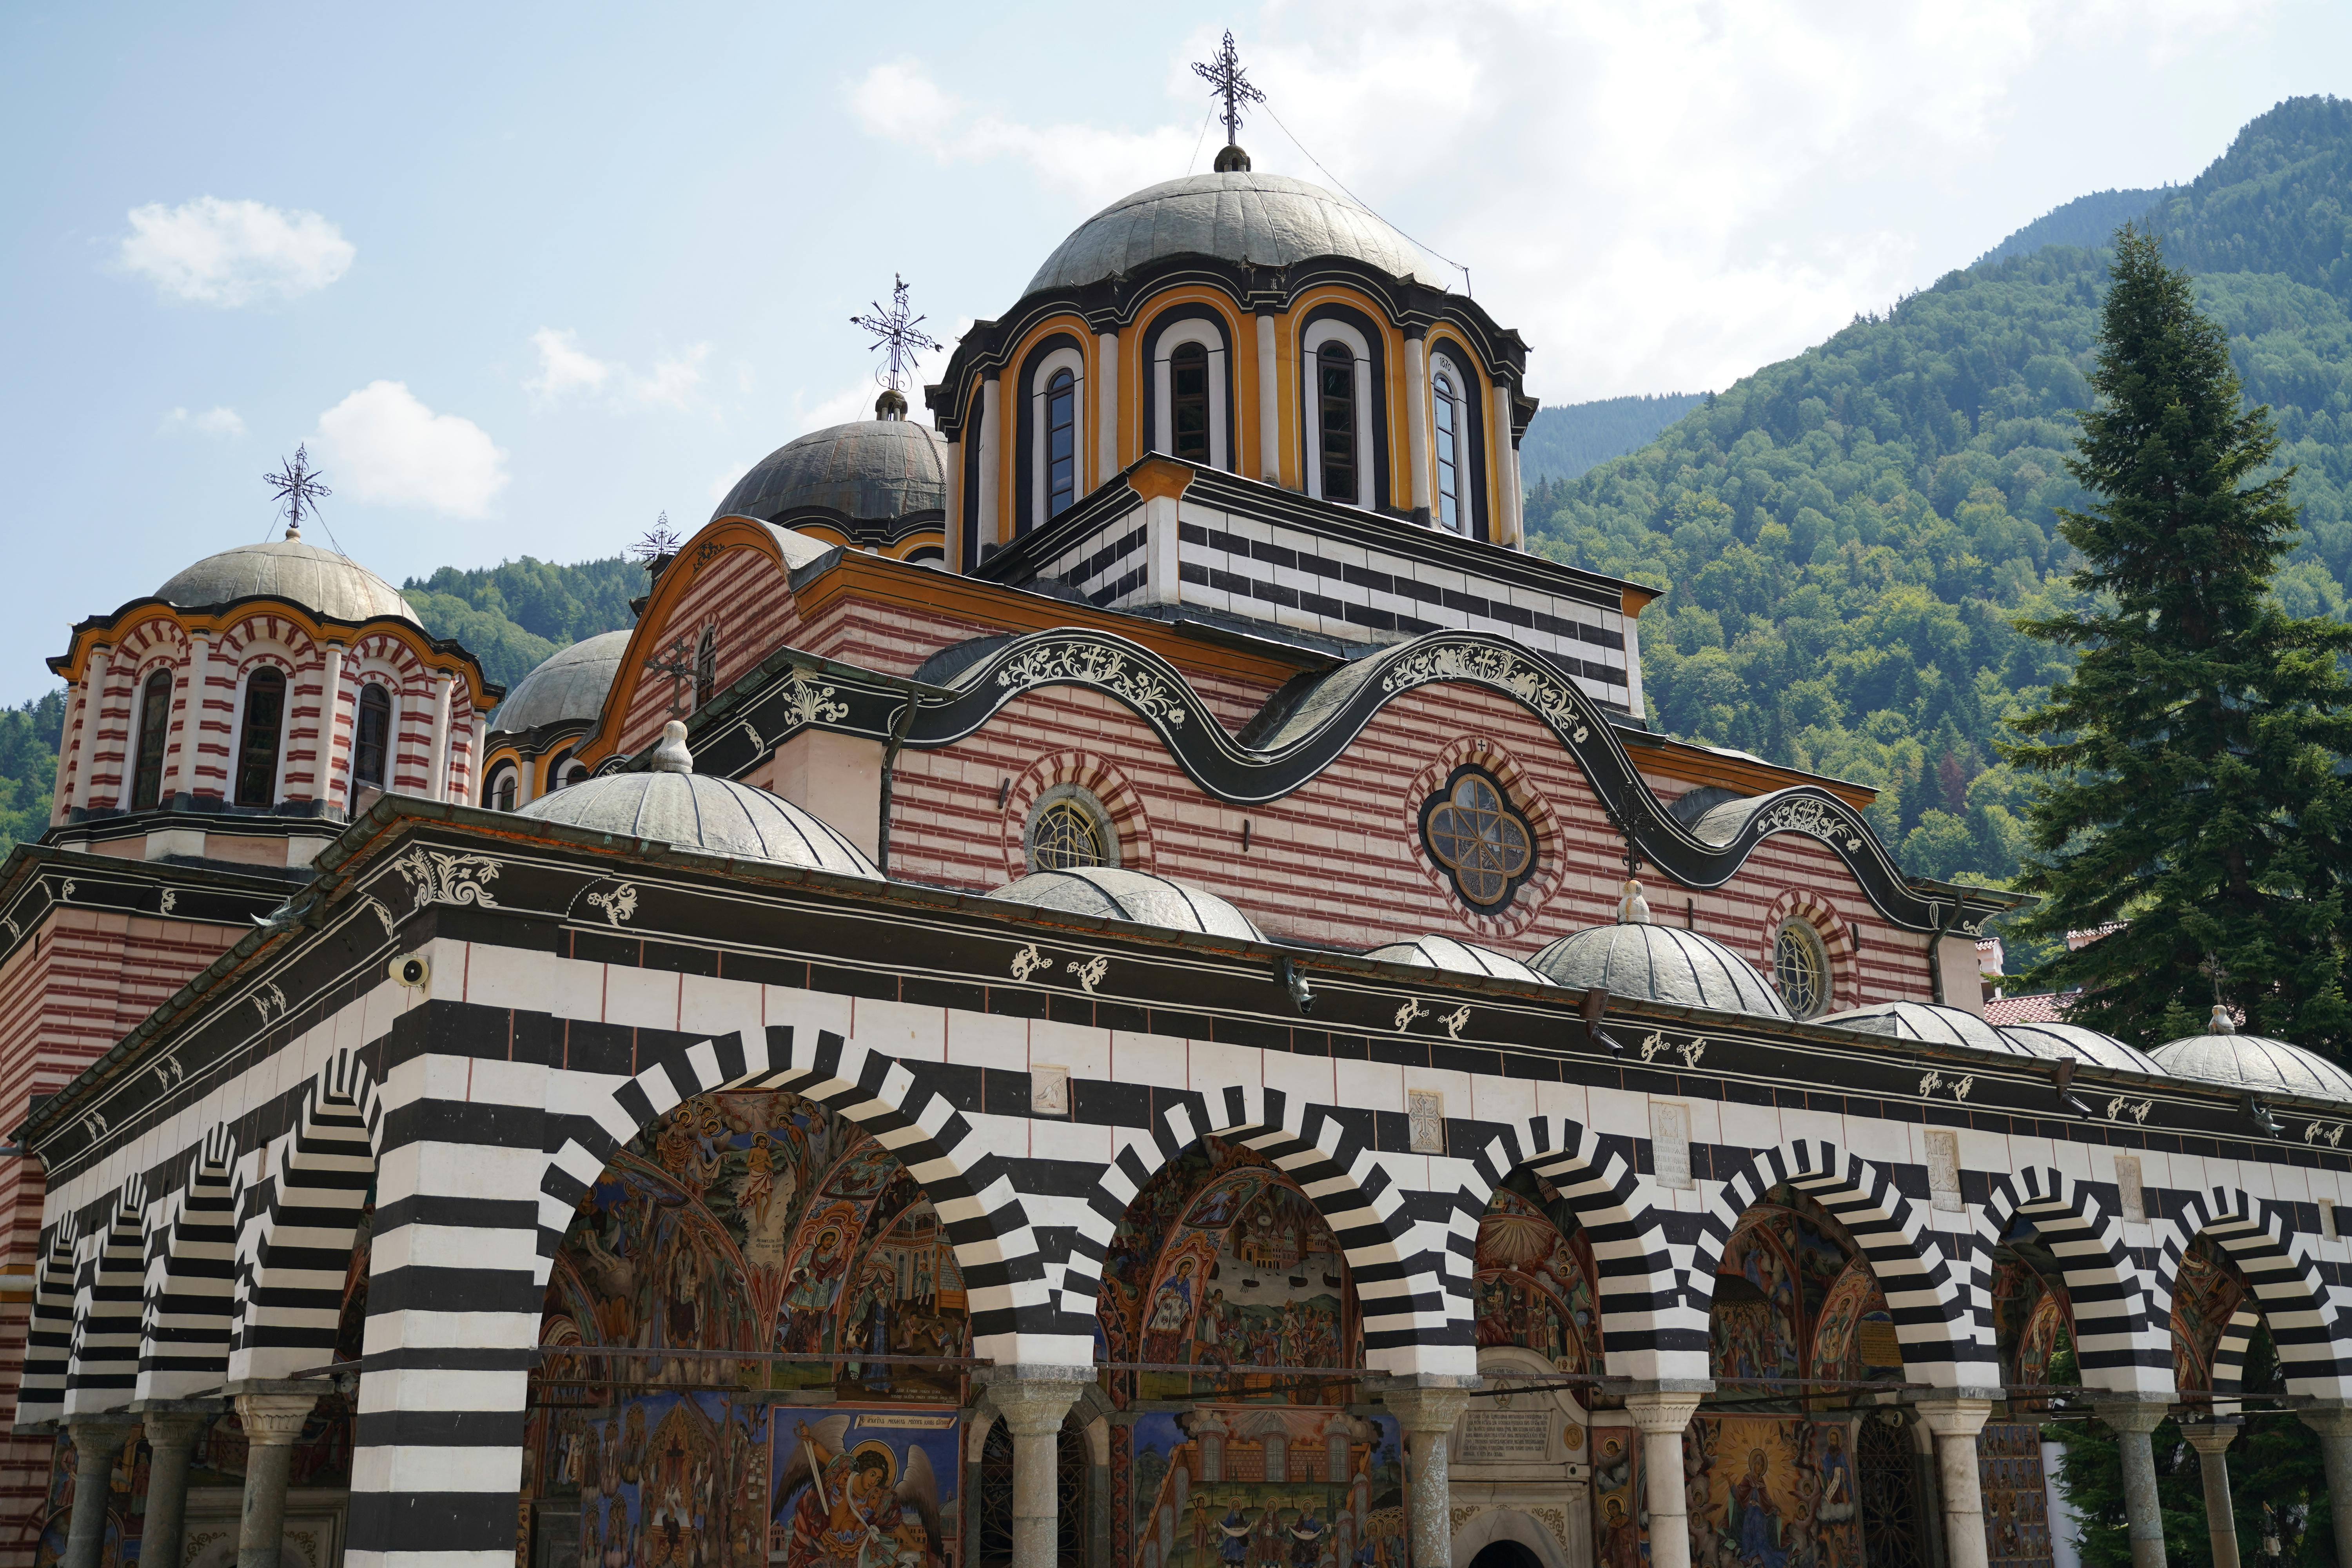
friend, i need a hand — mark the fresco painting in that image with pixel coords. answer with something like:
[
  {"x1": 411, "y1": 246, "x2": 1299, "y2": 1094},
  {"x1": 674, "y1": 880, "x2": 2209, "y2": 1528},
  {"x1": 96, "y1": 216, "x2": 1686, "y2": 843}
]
[
  {"x1": 33, "y1": 1426, "x2": 144, "y2": 1568},
  {"x1": 1591, "y1": 1428, "x2": 1645, "y2": 1568},
  {"x1": 565, "y1": 1392, "x2": 769, "y2": 1568},
  {"x1": 1989, "y1": 1260, "x2": 2071, "y2": 1391},
  {"x1": 1472, "y1": 1182, "x2": 1604, "y2": 1373},
  {"x1": 1710, "y1": 1199, "x2": 1896, "y2": 1389},
  {"x1": 1127, "y1": 1408, "x2": 1403, "y2": 1568},
  {"x1": 1684, "y1": 1417, "x2": 1862, "y2": 1568},
  {"x1": 772, "y1": 1410, "x2": 957, "y2": 1568},
  {"x1": 2170, "y1": 1235, "x2": 2248, "y2": 1392}
]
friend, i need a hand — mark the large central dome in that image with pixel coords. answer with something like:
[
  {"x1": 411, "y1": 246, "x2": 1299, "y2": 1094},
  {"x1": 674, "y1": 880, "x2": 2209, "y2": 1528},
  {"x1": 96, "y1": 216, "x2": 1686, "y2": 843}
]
[
  {"x1": 1025, "y1": 172, "x2": 1451, "y2": 297},
  {"x1": 712, "y1": 418, "x2": 947, "y2": 528},
  {"x1": 157, "y1": 536, "x2": 417, "y2": 624}
]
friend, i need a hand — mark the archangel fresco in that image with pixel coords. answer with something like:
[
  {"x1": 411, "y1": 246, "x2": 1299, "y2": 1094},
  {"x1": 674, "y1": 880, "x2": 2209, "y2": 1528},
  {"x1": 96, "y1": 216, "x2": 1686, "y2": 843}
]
[
  {"x1": 1708, "y1": 1193, "x2": 1900, "y2": 1389},
  {"x1": 773, "y1": 1410, "x2": 956, "y2": 1568},
  {"x1": 526, "y1": 1092, "x2": 973, "y2": 1568},
  {"x1": 1099, "y1": 1138, "x2": 1382, "y2": 1568},
  {"x1": 2171, "y1": 1235, "x2": 2250, "y2": 1392},
  {"x1": 1472, "y1": 1181, "x2": 1605, "y2": 1374}
]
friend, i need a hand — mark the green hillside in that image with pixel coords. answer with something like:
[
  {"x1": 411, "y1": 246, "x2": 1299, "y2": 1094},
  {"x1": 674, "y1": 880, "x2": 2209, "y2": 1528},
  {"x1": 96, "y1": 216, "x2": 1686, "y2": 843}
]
[
  {"x1": 1974, "y1": 187, "x2": 2164, "y2": 267},
  {"x1": 1527, "y1": 94, "x2": 2352, "y2": 896},
  {"x1": 1520, "y1": 393, "x2": 1711, "y2": 484},
  {"x1": 401, "y1": 555, "x2": 642, "y2": 693}
]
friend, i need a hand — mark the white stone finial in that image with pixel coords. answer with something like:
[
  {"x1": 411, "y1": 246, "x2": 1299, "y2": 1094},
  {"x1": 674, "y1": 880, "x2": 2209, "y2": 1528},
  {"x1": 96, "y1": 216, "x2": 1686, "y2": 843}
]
[
  {"x1": 651, "y1": 720, "x2": 693, "y2": 775},
  {"x1": 2209, "y1": 1002, "x2": 2236, "y2": 1035},
  {"x1": 1618, "y1": 878, "x2": 1651, "y2": 925}
]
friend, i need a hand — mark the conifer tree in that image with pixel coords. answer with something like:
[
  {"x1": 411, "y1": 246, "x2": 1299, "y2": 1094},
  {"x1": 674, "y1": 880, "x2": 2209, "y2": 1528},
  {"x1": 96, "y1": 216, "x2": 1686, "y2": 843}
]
[{"x1": 2008, "y1": 226, "x2": 2352, "y2": 1054}]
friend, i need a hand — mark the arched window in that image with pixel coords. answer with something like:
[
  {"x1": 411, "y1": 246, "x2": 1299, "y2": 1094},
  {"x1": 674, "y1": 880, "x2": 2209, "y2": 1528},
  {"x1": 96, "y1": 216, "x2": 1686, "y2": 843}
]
[
  {"x1": 1045, "y1": 368, "x2": 1078, "y2": 517},
  {"x1": 485, "y1": 764, "x2": 517, "y2": 812},
  {"x1": 1169, "y1": 342, "x2": 1210, "y2": 464},
  {"x1": 1433, "y1": 368, "x2": 1465, "y2": 532},
  {"x1": 235, "y1": 668, "x2": 286, "y2": 808},
  {"x1": 1317, "y1": 340, "x2": 1358, "y2": 504},
  {"x1": 694, "y1": 626, "x2": 717, "y2": 710},
  {"x1": 354, "y1": 684, "x2": 392, "y2": 789},
  {"x1": 1025, "y1": 784, "x2": 1116, "y2": 873},
  {"x1": 1775, "y1": 919, "x2": 1831, "y2": 1019},
  {"x1": 129, "y1": 670, "x2": 172, "y2": 812},
  {"x1": 548, "y1": 747, "x2": 577, "y2": 790}
]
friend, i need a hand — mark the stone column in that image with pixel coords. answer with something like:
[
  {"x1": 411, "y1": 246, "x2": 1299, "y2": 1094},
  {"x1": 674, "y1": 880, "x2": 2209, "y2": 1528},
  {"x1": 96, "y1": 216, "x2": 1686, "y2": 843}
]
[
  {"x1": 2180, "y1": 1422, "x2": 2240, "y2": 1568},
  {"x1": 318, "y1": 642, "x2": 348, "y2": 809},
  {"x1": 977, "y1": 374, "x2": 1002, "y2": 554},
  {"x1": 1403, "y1": 330, "x2": 1434, "y2": 523},
  {"x1": 2098, "y1": 1401, "x2": 2171, "y2": 1568},
  {"x1": 1491, "y1": 383, "x2": 1523, "y2": 546},
  {"x1": 141, "y1": 1407, "x2": 214, "y2": 1568},
  {"x1": 61, "y1": 1416, "x2": 135, "y2": 1568},
  {"x1": 1916, "y1": 1397, "x2": 1994, "y2": 1568},
  {"x1": 1096, "y1": 330, "x2": 1121, "y2": 487},
  {"x1": 235, "y1": 1391, "x2": 317, "y2": 1568},
  {"x1": 69, "y1": 645, "x2": 113, "y2": 818},
  {"x1": 174, "y1": 633, "x2": 211, "y2": 802},
  {"x1": 1256, "y1": 310, "x2": 1282, "y2": 483},
  {"x1": 1624, "y1": 1387, "x2": 1706, "y2": 1568},
  {"x1": 1384, "y1": 1379, "x2": 1474, "y2": 1568},
  {"x1": 977, "y1": 1366, "x2": 1088, "y2": 1568},
  {"x1": 2297, "y1": 1403, "x2": 2352, "y2": 1568},
  {"x1": 426, "y1": 674, "x2": 454, "y2": 802}
]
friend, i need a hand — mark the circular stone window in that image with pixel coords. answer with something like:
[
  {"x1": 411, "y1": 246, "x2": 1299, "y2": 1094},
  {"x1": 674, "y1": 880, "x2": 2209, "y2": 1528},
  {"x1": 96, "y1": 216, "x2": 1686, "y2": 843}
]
[
  {"x1": 1419, "y1": 766, "x2": 1535, "y2": 912},
  {"x1": 1774, "y1": 919, "x2": 1832, "y2": 1018},
  {"x1": 1024, "y1": 783, "x2": 1118, "y2": 873}
]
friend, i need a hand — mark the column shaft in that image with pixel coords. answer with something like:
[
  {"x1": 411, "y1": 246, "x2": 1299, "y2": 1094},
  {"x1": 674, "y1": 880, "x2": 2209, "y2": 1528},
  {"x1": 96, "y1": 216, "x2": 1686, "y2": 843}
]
[
  {"x1": 1255, "y1": 312, "x2": 1281, "y2": 483},
  {"x1": 61, "y1": 1421, "x2": 129, "y2": 1568},
  {"x1": 2298, "y1": 1408, "x2": 2352, "y2": 1568},
  {"x1": 1491, "y1": 383, "x2": 1523, "y2": 546},
  {"x1": 141, "y1": 1412, "x2": 209, "y2": 1568},
  {"x1": 979, "y1": 1368, "x2": 1087, "y2": 1568},
  {"x1": 1403, "y1": 334, "x2": 1434, "y2": 521},
  {"x1": 1928, "y1": 1430, "x2": 1989, "y2": 1568},
  {"x1": 2101, "y1": 1405, "x2": 2170, "y2": 1568},
  {"x1": 2182, "y1": 1427, "x2": 2239, "y2": 1568},
  {"x1": 69, "y1": 648, "x2": 112, "y2": 817},
  {"x1": 318, "y1": 643, "x2": 348, "y2": 809},
  {"x1": 1096, "y1": 330, "x2": 1120, "y2": 486},
  {"x1": 977, "y1": 375, "x2": 1003, "y2": 553},
  {"x1": 174, "y1": 634, "x2": 211, "y2": 802},
  {"x1": 426, "y1": 675, "x2": 454, "y2": 802},
  {"x1": 235, "y1": 1393, "x2": 316, "y2": 1568},
  {"x1": 1383, "y1": 1383, "x2": 1473, "y2": 1568}
]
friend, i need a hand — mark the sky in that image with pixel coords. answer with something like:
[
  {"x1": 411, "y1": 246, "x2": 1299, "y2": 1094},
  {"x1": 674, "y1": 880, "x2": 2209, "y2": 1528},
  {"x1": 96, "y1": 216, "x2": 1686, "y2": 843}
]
[{"x1": 3, "y1": 0, "x2": 2347, "y2": 701}]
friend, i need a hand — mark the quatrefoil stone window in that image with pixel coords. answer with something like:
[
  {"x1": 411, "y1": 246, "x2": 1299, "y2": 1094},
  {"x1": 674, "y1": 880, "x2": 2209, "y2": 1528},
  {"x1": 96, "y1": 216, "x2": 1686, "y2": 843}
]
[{"x1": 1421, "y1": 767, "x2": 1535, "y2": 911}]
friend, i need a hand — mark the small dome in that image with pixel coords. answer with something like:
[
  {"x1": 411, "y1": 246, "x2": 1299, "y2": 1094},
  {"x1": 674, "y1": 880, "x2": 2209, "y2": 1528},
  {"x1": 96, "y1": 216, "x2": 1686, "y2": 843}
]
[
  {"x1": 492, "y1": 630, "x2": 630, "y2": 736},
  {"x1": 1821, "y1": 1001, "x2": 2026, "y2": 1056},
  {"x1": 1998, "y1": 1020, "x2": 2165, "y2": 1077},
  {"x1": 515, "y1": 721, "x2": 878, "y2": 877},
  {"x1": 1025, "y1": 172, "x2": 1450, "y2": 297},
  {"x1": 2151, "y1": 1018, "x2": 2352, "y2": 1104},
  {"x1": 988, "y1": 867, "x2": 1263, "y2": 942},
  {"x1": 713, "y1": 418, "x2": 947, "y2": 527},
  {"x1": 1365, "y1": 936, "x2": 1548, "y2": 986},
  {"x1": 157, "y1": 536, "x2": 417, "y2": 623},
  {"x1": 1528, "y1": 925, "x2": 1789, "y2": 1018}
]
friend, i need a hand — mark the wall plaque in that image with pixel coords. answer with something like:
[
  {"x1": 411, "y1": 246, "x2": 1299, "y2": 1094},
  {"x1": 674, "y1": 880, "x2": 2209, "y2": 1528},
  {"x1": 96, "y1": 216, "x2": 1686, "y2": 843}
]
[{"x1": 1458, "y1": 1409, "x2": 1551, "y2": 1463}]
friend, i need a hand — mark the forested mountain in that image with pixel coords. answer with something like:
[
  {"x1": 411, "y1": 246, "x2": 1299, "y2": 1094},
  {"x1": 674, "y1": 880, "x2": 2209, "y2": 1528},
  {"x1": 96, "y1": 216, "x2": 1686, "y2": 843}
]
[
  {"x1": 401, "y1": 555, "x2": 641, "y2": 692},
  {"x1": 1528, "y1": 94, "x2": 2352, "y2": 896},
  {"x1": 1519, "y1": 393, "x2": 1710, "y2": 483},
  {"x1": 1973, "y1": 187, "x2": 2163, "y2": 267},
  {"x1": 0, "y1": 694, "x2": 64, "y2": 855}
]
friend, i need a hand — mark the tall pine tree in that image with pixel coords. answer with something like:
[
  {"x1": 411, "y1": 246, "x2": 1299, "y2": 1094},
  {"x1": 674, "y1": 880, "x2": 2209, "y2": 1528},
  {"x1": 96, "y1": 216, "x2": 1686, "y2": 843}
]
[{"x1": 2008, "y1": 226, "x2": 2352, "y2": 1054}]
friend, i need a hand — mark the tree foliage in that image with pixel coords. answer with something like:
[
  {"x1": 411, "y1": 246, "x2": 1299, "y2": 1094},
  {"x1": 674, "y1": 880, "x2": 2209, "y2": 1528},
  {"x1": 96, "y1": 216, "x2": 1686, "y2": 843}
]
[
  {"x1": 401, "y1": 554, "x2": 642, "y2": 692},
  {"x1": 0, "y1": 691, "x2": 65, "y2": 855},
  {"x1": 1520, "y1": 393, "x2": 1711, "y2": 484},
  {"x1": 2008, "y1": 227, "x2": 2352, "y2": 1052}
]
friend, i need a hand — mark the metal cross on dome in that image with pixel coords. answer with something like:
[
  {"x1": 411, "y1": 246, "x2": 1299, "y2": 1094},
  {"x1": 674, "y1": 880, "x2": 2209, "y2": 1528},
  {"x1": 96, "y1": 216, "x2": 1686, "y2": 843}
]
[
  {"x1": 849, "y1": 275, "x2": 942, "y2": 395},
  {"x1": 1192, "y1": 30, "x2": 1264, "y2": 149},
  {"x1": 264, "y1": 444, "x2": 332, "y2": 538}
]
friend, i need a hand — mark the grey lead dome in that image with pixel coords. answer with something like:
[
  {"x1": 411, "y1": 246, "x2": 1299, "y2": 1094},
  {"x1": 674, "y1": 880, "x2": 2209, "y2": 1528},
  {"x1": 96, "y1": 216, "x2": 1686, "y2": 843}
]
[
  {"x1": 989, "y1": 867, "x2": 1263, "y2": 942},
  {"x1": 712, "y1": 418, "x2": 947, "y2": 527},
  {"x1": 2151, "y1": 1022, "x2": 2352, "y2": 1105},
  {"x1": 515, "y1": 722, "x2": 878, "y2": 877},
  {"x1": 156, "y1": 537, "x2": 418, "y2": 624},
  {"x1": 492, "y1": 631, "x2": 632, "y2": 736},
  {"x1": 1529, "y1": 925, "x2": 1791, "y2": 1019},
  {"x1": 1025, "y1": 172, "x2": 1451, "y2": 297}
]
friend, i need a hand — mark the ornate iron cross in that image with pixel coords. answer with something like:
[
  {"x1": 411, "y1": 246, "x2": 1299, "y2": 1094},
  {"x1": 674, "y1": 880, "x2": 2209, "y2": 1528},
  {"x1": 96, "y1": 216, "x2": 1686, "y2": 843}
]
[
  {"x1": 644, "y1": 636, "x2": 697, "y2": 719},
  {"x1": 1192, "y1": 30, "x2": 1264, "y2": 149},
  {"x1": 264, "y1": 444, "x2": 332, "y2": 537},
  {"x1": 849, "y1": 275, "x2": 942, "y2": 394}
]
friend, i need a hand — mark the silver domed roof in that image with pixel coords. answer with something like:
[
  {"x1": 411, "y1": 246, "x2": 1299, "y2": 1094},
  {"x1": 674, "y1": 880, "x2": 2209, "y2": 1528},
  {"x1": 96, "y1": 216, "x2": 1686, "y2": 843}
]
[
  {"x1": 713, "y1": 418, "x2": 947, "y2": 526},
  {"x1": 989, "y1": 867, "x2": 1263, "y2": 942},
  {"x1": 515, "y1": 722, "x2": 877, "y2": 877},
  {"x1": 1365, "y1": 936, "x2": 1548, "y2": 986},
  {"x1": 2151, "y1": 1019, "x2": 2352, "y2": 1104},
  {"x1": 1528, "y1": 924, "x2": 1789, "y2": 1018},
  {"x1": 1821, "y1": 1001, "x2": 2026, "y2": 1055},
  {"x1": 1998, "y1": 1020, "x2": 2165, "y2": 1077},
  {"x1": 492, "y1": 630, "x2": 630, "y2": 736},
  {"x1": 157, "y1": 535, "x2": 417, "y2": 623},
  {"x1": 1025, "y1": 172, "x2": 1450, "y2": 297}
]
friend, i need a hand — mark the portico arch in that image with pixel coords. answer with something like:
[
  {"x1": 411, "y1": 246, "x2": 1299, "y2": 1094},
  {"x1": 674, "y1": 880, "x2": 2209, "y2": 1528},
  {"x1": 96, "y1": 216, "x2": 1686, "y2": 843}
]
[
  {"x1": 2161, "y1": 1187, "x2": 2346, "y2": 1397},
  {"x1": 1975, "y1": 1166, "x2": 2168, "y2": 1394}
]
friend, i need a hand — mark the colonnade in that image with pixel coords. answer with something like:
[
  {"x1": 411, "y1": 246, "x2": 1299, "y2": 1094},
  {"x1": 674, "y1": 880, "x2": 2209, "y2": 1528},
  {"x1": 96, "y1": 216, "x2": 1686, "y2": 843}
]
[{"x1": 57, "y1": 1389, "x2": 316, "y2": 1568}]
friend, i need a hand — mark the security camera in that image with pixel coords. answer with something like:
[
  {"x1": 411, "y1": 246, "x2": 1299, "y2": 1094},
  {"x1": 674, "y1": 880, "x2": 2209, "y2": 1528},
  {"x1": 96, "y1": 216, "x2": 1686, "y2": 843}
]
[
  {"x1": 388, "y1": 953, "x2": 431, "y2": 990},
  {"x1": 1279, "y1": 956, "x2": 1314, "y2": 1015}
]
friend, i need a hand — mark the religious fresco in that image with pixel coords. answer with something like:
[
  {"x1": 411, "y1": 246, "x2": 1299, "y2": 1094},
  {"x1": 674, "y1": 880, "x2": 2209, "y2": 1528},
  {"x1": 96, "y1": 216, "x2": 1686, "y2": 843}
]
[
  {"x1": 2170, "y1": 1235, "x2": 2249, "y2": 1392},
  {"x1": 1976, "y1": 1424, "x2": 2055, "y2": 1568},
  {"x1": 1127, "y1": 1408, "x2": 1402, "y2": 1568},
  {"x1": 526, "y1": 1092, "x2": 974, "y2": 1568},
  {"x1": 1684, "y1": 1417, "x2": 1862, "y2": 1568},
  {"x1": 1590, "y1": 1429, "x2": 1644, "y2": 1568},
  {"x1": 1472, "y1": 1182, "x2": 1605, "y2": 1374},
  {"x1": 1989, "y1": 1259, "x2": 2072, "y2": 1391},
  {"x1": 1709, "y1": 1197, "x2": 1900, "y2": 1389}
]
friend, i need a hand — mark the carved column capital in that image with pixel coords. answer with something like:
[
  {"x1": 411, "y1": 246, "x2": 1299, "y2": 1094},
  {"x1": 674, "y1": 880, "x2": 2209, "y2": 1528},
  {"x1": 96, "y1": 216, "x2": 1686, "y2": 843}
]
[
  {"x1": 141, "y1": 1410, "x2": 211, "y2": 1448},
  {"x1": 2092, "y1": 1399, "x2": 2172, "y2": 1436},
  {"x1": 1622, "y1": 1385, "x2": 1707, "y2": 1435},
  {"x1": 234, "y1": 1392, "x2": 316, "y2": 1446},
  {"x1": 1913, "y1": 1396, "x2": 1995, "y2": 1440},
  {"x1": 976, "y1": 1365, "x2": 1090, "y2": 1437},
  {"x1": 2181, "y1": 1420, "x2": 2242, "y2": 1455},
  {"x1": 1380, "y1": 1380, "x2": 1474, "y2": 1436}
]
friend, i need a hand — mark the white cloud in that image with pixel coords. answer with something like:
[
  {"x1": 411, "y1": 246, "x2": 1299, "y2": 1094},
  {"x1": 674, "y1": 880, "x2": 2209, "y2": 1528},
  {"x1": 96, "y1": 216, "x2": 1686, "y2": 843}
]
[
  {"x1": 313, "y1": 381, "x2": 508, "y2": 518},
  {"x1": 524, "y1": 328, "x2": 611, "y2": 398},
  {"x1": 852, "y1": 2, "x2": 2284, "y2": 401},
  {"x1": 160, "y1": 405, "x2": 245, "y2": 438},
  {"x1": 117, "y1": 197, "x2": 354, "y2": 307},
  {"x1": 634, "y1": 344, "x2": 710, "y2": 410}
]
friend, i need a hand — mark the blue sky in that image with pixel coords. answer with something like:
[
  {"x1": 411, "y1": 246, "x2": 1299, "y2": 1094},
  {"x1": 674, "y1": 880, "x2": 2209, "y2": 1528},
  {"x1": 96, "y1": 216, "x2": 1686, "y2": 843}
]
[{"x1": 5, "y1": 1, "x2": 2346, "y2": 701}]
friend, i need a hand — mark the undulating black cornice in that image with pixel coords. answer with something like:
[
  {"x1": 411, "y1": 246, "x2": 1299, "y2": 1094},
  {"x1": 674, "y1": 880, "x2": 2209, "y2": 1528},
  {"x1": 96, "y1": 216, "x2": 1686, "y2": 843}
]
[{"x1": 0, "y1": 841, "x2": 310, "y2": 968}]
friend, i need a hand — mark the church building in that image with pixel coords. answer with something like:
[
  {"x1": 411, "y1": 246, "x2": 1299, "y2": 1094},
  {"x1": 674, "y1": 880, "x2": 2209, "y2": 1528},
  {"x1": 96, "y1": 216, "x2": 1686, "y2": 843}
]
[{"x1": 4, "y1": 83, "x2": 2349, "y2": 1568}]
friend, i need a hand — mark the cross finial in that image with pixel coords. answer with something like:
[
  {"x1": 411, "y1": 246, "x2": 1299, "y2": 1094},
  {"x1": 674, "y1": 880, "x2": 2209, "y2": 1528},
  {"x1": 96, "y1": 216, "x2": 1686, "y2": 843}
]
[
  {"x1": 633, "y1": 512, "x2": 681, "y2": 566},
  {"x1": 1192, "y1": 30, "x2": 1264, "y2": 152},
  {"x1": 644, "y1": 635, "x2": 697, "y2": 719},
  {"x1": 264, "y1": 444, "x2": 332, "y2": 540},
  {"x1": 849, "y1": 275, "x2": 943, "y2": 399}
]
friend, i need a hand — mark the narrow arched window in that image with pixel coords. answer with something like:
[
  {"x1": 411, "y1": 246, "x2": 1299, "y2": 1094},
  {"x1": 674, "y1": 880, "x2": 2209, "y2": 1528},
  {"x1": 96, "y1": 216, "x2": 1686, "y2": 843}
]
[
  {"x1": 1170, "y1": 342, "x2": 1211, "y2": 464},
  {"x1": 1318, "y1": 340, "x2": 1357, "y2": 504},
  {"x1": 486, "y1": 764, "x2": 517, "y2": 812},
  {"x1": 549, "y1": 747, "x2": 576, "y2": 790},
  {"x1": 694, "y1": 626, "x2": 717, "y2": 709},
  {"x1": 354, "y1": 684, "x2": 392, "y2": 789},
  {"x1": 1433, "y1": 369, "x2": 1463, "y2": 532},
  {"x1": 235, "y1": 668, "x2": 286, "y2": 808},
  {"x1": 129, "y1": 670, "x2": 172, "y2": 812},
  {"x1": 1045, "y1": 369, "x2": 1078, "y2": 516}
]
